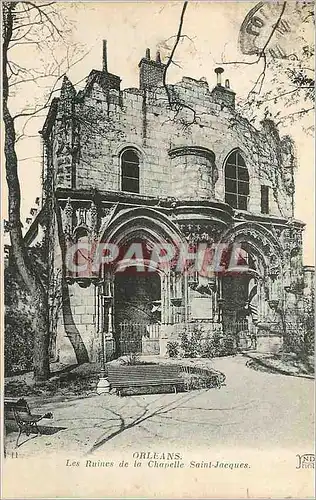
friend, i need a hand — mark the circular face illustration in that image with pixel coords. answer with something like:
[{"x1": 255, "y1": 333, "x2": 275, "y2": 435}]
[{"x1": 239, "y1": 1, "x2": 312, "y2": 60}]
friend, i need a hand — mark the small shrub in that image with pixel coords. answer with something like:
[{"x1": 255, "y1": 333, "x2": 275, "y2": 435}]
[
  {"x1": 4, "y1": 380, "x2": 40, "y2": 397},
  {"x1": 166, "y1": 341, "x2": 180, "y2": 358},
  {"x1": 180, "y1": 372, "x2": 220, "y2": 391},
  {"x1": 171, "y1": 326, "x2": 238, "y2": 360},
  {"x1": 180, "y1": 326, "x2": 203, "y2": 357},
  {"x1": 287, "y1": 319, "x2": 314, "y2": 359},
  {"x1": 119, "y1": 384, "x2": 182, "y2": 396},
  {"x1": 202, "y1": 332, "x2": 223, "y2": 358},
  {"x1": 202, "y1": 332, "x2": 237, "y2": 358},
  {"x1": 4, "y1": 312, "x2": 34, "y2": 376},
  {"x1": 120, "y1": 352, "x2": 140, "y2": 366}
]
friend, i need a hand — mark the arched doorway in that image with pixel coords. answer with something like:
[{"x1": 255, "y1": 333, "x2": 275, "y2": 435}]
[
  {"x1": 220, "y1": 243, "x2": 263, "y2": 349},
  {"x1": 114, "y1": 266, "x2": 161, "y2": 356},
  {"x1": 218, "y1": 223, "x2": 283, "y2": 350},
  {"x1": 96, "y1": 206, "x2": 186, "y2": 358}
]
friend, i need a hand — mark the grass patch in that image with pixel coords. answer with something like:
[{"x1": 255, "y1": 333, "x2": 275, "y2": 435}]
[
  {"x1": 246, "y1": 352, "x2": 314, "y2": 378},
  {"x1": 5, "y1": 363, "x2": 100, "y2": 398}
]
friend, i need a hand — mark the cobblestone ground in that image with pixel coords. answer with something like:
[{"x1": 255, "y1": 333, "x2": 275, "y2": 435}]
[{"x1": 4, "y1": 355, "x2": 314, "y2": 458}]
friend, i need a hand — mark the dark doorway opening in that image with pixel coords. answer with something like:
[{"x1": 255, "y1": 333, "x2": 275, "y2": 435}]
[
  {"x1": 222, "y1": 274, "x2": 250, "y2": 336},
  {"x1": 221, "y1": 244, "x2": 258, "y2": 338},
  {"x1": 114, "y1": 270, "x2": 161, "y2": 356}
]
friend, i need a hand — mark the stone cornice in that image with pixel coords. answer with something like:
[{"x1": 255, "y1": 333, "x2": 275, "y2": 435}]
[
  {"x1": 234, "y1": 210, "x2": 305, "y2": 230},
  {"x1": 168, "y1": 146, "x2": 215, "y2": 161}
]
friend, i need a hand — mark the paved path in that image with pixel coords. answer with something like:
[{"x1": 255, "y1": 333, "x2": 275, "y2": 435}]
[{"x1": 5, "y1": 355, "x2": 314, "y2": 457}]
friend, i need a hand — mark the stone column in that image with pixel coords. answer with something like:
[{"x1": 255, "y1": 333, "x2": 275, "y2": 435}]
[
  {"x1": 213, "y1": 277, "x2": 219, "y2": 322},
  {"x1": 184, "y1": 272, "x2": 189, "y2": 324},
  {"x1": 165, "y1": 269, "x2": 172, "y2": 324},
  {"x1": 170, "y1": 272, "x2": 184, "y2": 323},
  {"x1": 217, "y1": 276, "x2": 223, "y2": 323},
  {"x1": 160, "y1": 269, "x2": 172, "y2": 356},
  {"x1": 257, "y1": 280, "x2": 264, "y2": 322},
  {"x1": 161, "y1": 273, "x2": 167, "y2": 324},
  {"x1": 104, "y1": 275, "x2": 115, "y2": 361}
]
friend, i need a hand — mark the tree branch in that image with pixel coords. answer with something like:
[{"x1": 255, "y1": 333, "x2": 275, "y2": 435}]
[{"x1": 162, "y1": 0, "x2": 188, "y2": 107}]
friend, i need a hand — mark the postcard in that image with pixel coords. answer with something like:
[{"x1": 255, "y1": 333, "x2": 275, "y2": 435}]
[{"x1": 1, "y1": 1, "x2": 315, "y2": 498}]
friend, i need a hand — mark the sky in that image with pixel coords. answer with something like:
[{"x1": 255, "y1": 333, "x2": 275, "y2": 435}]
[{"x1": 3, "y1": 1, "x2": 314, "y2": 265}]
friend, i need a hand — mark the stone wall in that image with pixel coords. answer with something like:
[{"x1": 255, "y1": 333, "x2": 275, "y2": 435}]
[
  {"x1": 56, "y1": 282, "x2": 99, "y2": 364},
  {"x1": 42, "y1": 47, "x2": 296, "y2": 220},
  {"x1": 256, "y1": 333, "x2": 283, "y2": 354}
]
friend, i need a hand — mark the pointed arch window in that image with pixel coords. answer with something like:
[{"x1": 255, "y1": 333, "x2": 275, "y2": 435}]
[
  {"x1": 121, "y1": 149, "x2": 140, "y2": 193},
  {"x1": 225, "y1": 150, "x2": 249, "y2": 210}
]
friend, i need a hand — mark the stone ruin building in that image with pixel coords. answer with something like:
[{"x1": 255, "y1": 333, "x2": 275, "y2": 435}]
[{"x1": 24, "y1": 41, "x2": 310, "y2": 364}]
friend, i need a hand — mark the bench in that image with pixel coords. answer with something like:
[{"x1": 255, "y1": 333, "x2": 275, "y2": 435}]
[
  {"x1": 107, "y1": 365, "x2": 183, "y2": 396},
  {"x1": 4, "y1": 397, "x2": 53, "y2": 448}
]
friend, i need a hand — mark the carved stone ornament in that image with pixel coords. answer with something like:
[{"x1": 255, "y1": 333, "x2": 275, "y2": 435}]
[
  {"x1": 63, "y1": 198, "x2": 73, "y2": 237},
  {"x1": 90, "y1": 201, "x2": 98, "y2": 233},
  {"x1": 178, "y1": 223, "x2": 222, "y2": 245}
]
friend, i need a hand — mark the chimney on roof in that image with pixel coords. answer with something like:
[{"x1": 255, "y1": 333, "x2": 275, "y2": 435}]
[
  {"x1": 214, "y1": 67, "x2": 224, "y2": 86},
  {"x1": 102, "y1": 40, "x2": 108, "y2": 72},
  {"x1": 211, "y1": 68, "x2": 235, "y2": 108},
  {"x1": 139, "y1": 47, "x2": 166, "y2": 90}
]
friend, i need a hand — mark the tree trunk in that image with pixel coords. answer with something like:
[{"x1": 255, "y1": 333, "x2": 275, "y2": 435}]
[
  {"x1": 55, "y1": 202, "x2": 90, "y2": 364},
  {"x1": 32, "y1": 291, "x2": 51, "y2": 381},
  {"x1": 3, "y1": 3, "x2": 50, "y2": 381}
]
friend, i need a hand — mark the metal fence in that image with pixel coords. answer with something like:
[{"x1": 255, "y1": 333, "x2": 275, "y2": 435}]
[{"x1": 118, "y1": 321, "x2": 161, "y2": 355}]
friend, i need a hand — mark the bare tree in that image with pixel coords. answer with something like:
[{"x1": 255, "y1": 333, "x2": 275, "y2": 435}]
[
  {"x1": 2, "y1": 1, "x2": 87, "y2": 381},
  {"x1": 157, "y1": 1, "x2": 206, "y2": 129},
  {"x1": 160, "y1": 1, "x2": 314, "y2": 131},
  {"x1": 159, "y1": 1, "x2": 312, "y2": 214},
  {"x1": 222, "y1": 2, "x2": 314, "y2": 130}
]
